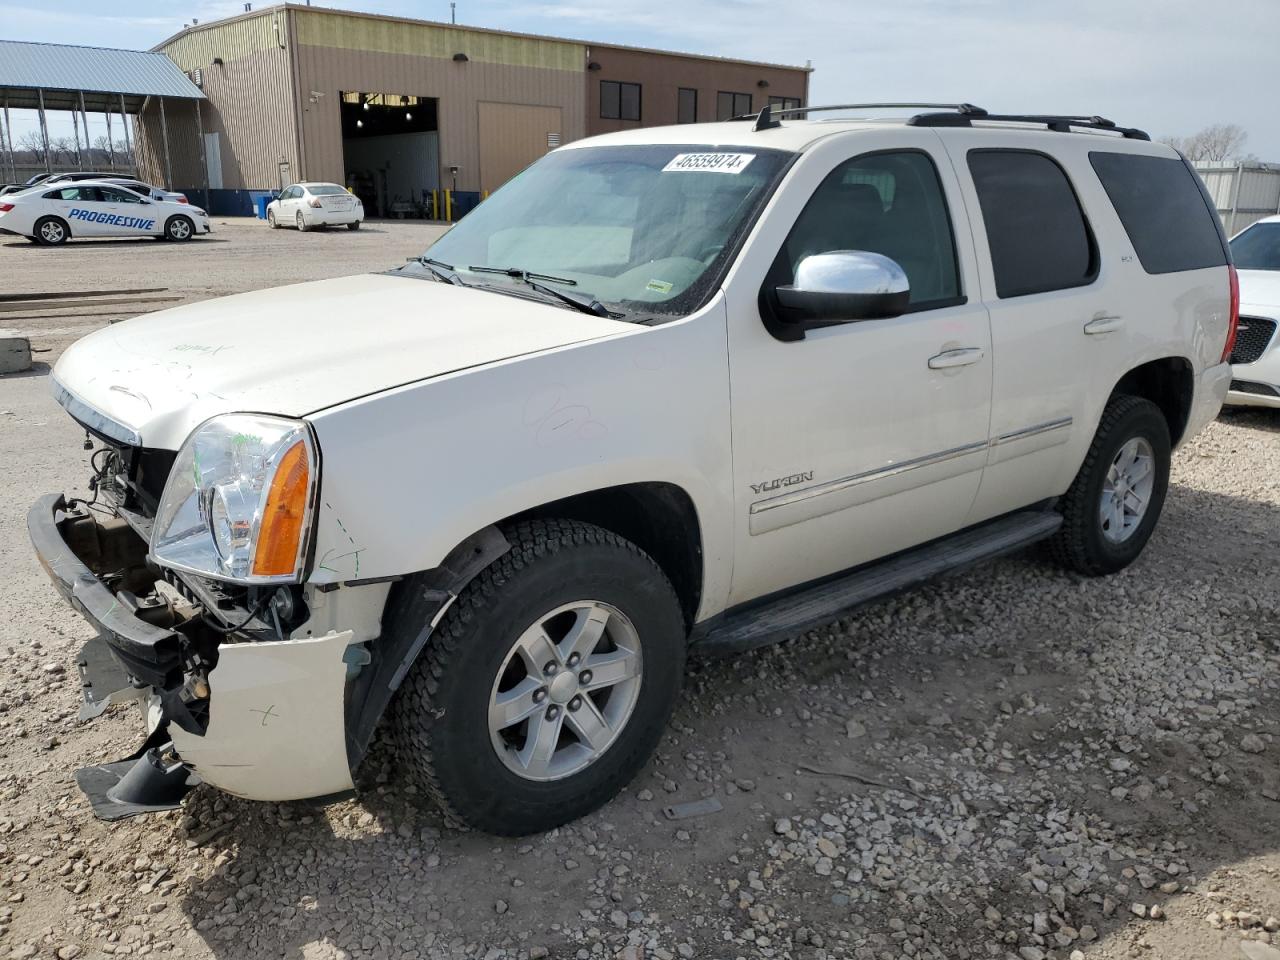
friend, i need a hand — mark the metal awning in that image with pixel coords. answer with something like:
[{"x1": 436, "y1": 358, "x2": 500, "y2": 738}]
[{"x1": 0, "y1": 40, "x2": 204, "y2": 112}]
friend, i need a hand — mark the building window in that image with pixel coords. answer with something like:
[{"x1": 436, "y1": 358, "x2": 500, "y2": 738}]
[
  {"x1": 769, "y1": 96, "x2": 801, "y2": 113},
  {"x1": 677, "y1": 87, "x2": 698, "y2": 124},
  {"x1": 601, "y1": 80, "x2": 641, "y2": 121},
  {"x1": 716, "y1": 91, "x2": 753, "y2": 121}
]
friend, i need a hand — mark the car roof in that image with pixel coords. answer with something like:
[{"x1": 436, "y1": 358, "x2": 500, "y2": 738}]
[
  {"x1": 564, "y1": 116, "x2": 1181, "y2": 158},
  {"x1": 36, "y1": 179, "x2": 152, "y2": 193}
]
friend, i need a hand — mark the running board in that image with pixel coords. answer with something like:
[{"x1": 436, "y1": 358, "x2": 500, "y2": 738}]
[{"x1": 691, "y1": 510, "x2": 1062, "y2": 656}]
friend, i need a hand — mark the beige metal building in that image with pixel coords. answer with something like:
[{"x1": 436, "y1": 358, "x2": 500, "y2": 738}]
[{"x1": 139, "y1": 4, "x2": 809, "y2": 216}]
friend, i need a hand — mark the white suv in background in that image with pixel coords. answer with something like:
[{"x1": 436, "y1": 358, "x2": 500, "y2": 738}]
[
  {"x1": 267, "y1": 181, "x2": 364, "y2": 231},
  {"x1": 30, "y1": 103, "x2": 1236, "y2": 835},
  {"x1": 1224, "y1": 215, "x2": 1280, "y2": 408}
]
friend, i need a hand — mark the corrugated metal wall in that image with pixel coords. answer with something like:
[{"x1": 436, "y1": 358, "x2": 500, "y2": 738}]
[
  {"x1": 478, "y1": 102, "x2": 563, "y2": 191},
  {"x1": 292, "y1": 9, "x2": 585, "y2": 194},
  {"x1": 142, "y1": 11, "x2": 299, "y2": 192},
  {"x1": 1194, "y1": 162, "x2": 1280, "y2": 236}
]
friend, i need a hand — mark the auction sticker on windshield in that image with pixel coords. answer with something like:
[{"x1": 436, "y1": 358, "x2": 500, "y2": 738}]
[{"x1": 662, "y1": 153, "x2": 755, "y2": 174}]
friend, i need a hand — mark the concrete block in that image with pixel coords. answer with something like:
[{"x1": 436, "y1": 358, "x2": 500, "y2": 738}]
[{"x1": 0, "y1": 336, "x2": 32, "y2": 374}]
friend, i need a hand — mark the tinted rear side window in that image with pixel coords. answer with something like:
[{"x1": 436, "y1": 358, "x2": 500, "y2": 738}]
[
  {"x1": 1089, "y1": 152, "x2": 1227, "y2": 274},
  {"x1": 968, "y1": 150, "x2": 1097, "y2": 299}
]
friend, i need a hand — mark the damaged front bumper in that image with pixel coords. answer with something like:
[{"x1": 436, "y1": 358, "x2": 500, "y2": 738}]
[{"x1": 28, "y1": 493, "x2": 359, "y2": 813}]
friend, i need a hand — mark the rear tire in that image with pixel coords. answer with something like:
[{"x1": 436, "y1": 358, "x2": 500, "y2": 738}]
[
  {"x1": 296, "y1": 211, "x2": 309, "y2": 232},
  {"x1": 164, "y1": 215, "x2": 193, "y2": 242},
  {"x1": 390, "y1": 519, "x2": 686, "y2": 836},
  {"x1": 34, "y1": 216, "x2": 69, "y2": 246},
  {"x1": 1050, "y1": 394, "x2": 1170, "y2": 576},
  {"x1": 347, "y1": 221, "x2": 361, "y2": 231}
]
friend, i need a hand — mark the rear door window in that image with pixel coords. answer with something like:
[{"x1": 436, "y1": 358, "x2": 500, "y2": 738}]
[
  {"x1": 1089, "y1": 152, "x2": 1227, "y2": 274},
  {"x1": 967, "y1": 150, "x2": 1098, "y2": 299}
]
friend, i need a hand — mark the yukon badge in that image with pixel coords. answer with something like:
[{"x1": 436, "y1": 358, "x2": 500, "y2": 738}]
[{"x1": 750, "y1": 471, "x2": 814, "y2": 495}]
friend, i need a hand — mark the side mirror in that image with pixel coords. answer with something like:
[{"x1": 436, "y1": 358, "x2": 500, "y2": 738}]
[{"x1": 773, "y1": 251, "x2": 910, "y2": 332}]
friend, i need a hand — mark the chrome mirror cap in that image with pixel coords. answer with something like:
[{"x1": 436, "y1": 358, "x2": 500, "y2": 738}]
[
  {"x1": 793, "y1": 250, "x2": 909, "y2": 297},
  {"x1": 774, "y1": 251, "x2": 912, "y2": 333}
]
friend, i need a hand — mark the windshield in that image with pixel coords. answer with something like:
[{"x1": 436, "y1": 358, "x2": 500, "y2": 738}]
[
  {"x1": 417, "y1": 144, "x2": 792, "y2": 318},
  {"x1": 1231, "y1": 222, "x2": 1280, "y2": 271}
]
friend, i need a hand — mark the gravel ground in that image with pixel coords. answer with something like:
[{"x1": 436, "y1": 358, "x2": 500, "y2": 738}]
[{"x1": 1, "y1": 221, "x2": 1278, "y2": 960}]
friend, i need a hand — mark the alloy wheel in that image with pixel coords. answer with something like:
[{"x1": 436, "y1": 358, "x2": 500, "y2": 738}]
[
  {"x1": 1099, "y1": 436, "x2": 1155, "y2": 543},
  {"x1": 488, "y1": 600, "x2": 643, "y2": 782}
]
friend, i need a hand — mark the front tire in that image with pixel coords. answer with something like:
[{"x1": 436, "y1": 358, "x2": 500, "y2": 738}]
[
  {"x1": 267, "y1": 209, "x2": 278, "y2": 228},
  {"x1": 1050, "y1": 394, "x2": 1170, "y2": 576},
  {"x1": 390, "y1": 519, "x2": 686, "y2": 835},
  {"x1": 34, "y1": 216, "x2": 69, "y2": 246},
  {"x1": 164, "y1": 215, "x2": 193, "y2": 241}
]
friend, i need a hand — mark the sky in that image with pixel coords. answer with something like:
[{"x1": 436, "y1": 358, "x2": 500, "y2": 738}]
[{"x1": 2, "y1": 0, "x2": 1277, "y2": 159}]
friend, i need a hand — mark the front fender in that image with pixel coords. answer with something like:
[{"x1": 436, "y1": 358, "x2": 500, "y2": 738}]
[{"x1": 304, "y1": 298, "x2": 734, "y2": 621}]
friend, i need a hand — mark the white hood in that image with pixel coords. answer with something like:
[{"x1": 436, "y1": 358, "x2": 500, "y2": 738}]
[
  {"x1": 52, "y1": 273, "x2": 630, "y2": 450},
  {"x1": 1238, "y1": 269, "x2": 1280, "y2": 310}
]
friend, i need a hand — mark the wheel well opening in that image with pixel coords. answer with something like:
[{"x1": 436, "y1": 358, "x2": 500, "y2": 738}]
[
  {"x1": 515, "y1": 483, "x2": 703, "y2": 630},
  {"x1": 1112, "y1": 357, "x2": 1194, "y2": 446}
]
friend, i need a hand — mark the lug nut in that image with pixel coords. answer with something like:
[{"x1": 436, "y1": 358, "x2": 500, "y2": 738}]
[
  {"x1": 566, "y1": 652, "x2": 581, "y2": 668},
  {"x1": 568, "y1": 696, "x2": 582, "y2": 711},
  {"x1": 579, "y1": 670, "x2": 592, "y2": 686},
  {"x1": 546, "y1": 705, "x2": 560, "y2": 720},
  {"x1": 543, "y1": 661, "x2": 558, "y2": 676},
  {"x1": 533, "y1": 687, "x2": 547, "y2": 703}
]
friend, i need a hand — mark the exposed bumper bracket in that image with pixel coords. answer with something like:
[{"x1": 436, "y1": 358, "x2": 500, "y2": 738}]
[{"x1": 74, "y1": 747, "x2": 200, "y2": 821}]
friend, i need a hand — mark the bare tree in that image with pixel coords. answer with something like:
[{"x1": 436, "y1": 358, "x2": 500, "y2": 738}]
[
  {"x1": 48, "y1": 136, "x2": 78, "y2": 164},
  {"x1": 17, "y1": 130, "x2": 47, "y2": 163},
  {"x1": 1159, "y1": 123, "x2": 1250, "y2": 163}
]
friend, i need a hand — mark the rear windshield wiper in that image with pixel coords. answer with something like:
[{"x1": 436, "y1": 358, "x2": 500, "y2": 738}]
[
  {"x1": 407, "y1": 256, "x2": 465, "y2": 286},
  {"x1": 466, "y1": 265, "x2": 615, "y2": 318}
]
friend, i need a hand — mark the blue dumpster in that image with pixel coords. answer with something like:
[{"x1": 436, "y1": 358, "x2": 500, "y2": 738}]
[{"x1": 251, "y1": 192, "x2": 273, "y2": 219}]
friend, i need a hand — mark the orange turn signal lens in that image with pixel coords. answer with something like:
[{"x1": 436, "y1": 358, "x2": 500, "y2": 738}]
[{"x1": 251, "y1": 439, "x2": 311, "y2": 577}]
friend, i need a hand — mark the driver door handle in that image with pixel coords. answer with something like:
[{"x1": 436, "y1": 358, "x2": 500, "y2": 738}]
[{"x1": 928, "y1": 347, "x2": 985, "y2": 369}]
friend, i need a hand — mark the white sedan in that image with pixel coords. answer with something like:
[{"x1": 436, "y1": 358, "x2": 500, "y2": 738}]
[
  {"x1": 0, "y1": 181, "x2": 210, "y2": 245},
  {"x1": 267, "y1": 182, "x2": 363, "y2": 231},
  {"x1": 1225, "y1": 216, "x2": 1280, "y2": 409}
]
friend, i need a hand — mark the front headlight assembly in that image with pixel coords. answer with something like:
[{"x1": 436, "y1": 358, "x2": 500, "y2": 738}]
[{"x1": 151, "y1": 414, "x2": 318, "y2": 584}]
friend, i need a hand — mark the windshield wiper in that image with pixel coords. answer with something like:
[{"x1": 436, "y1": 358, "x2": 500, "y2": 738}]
[
  {"x1": 407, "y1": 256, "x2": 465, "y2": 286},
  {"x1": 467, "y1": 265, "x2": 578, "y2": 286},
  {"x1": 466, "y1": 266, "x2": 615, "y2": 318}
]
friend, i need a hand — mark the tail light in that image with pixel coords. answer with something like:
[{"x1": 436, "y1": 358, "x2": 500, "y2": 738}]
[
  {"x1": 309, "y1": 197, "x2": 322, "y2": 208},
  {"x1": 1221, "y1": 264, "x2": 1240, "y2": 363},
  {"x1": 176, "y1": 195, "x2": 189, "y2": 204},
  {"x1": 0, "y1": 202, "x2": 13, "y2": 213}
]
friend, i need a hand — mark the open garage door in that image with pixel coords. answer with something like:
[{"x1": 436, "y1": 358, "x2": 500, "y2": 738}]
[
  {"x1": 340, "y1": 92, "x2": 440, "y2": 218},
  {"x1": 478, "y1": 103, "x2": 562, "y2": 195}
]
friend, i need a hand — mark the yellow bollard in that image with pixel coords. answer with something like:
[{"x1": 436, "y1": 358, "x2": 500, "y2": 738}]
[
  {"x1": 445, "y1": 189, "x2": 452, "y2": 223},
  {"x1": 482, "y1": 190, "x2": 489, "y2": 201},
  {"x1": 431, "y1": 189, "x2": 438, "y2": 220}
]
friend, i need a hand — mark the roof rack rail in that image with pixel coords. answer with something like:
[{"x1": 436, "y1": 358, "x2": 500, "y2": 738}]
[
  {"x1": 738, "y1": 101, "x2": 1150, "y2": 140},
  {"x1": 741, "y1": 101, "x2": 985, "y2": 132},
  {"x1": 908, "y1": 110, "x2": 1150, "y2": 140}
]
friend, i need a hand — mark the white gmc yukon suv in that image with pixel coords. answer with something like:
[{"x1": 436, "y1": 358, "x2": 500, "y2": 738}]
[{"x1": 30, "y1": 103, "x2": 1237, "y2": 834}]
